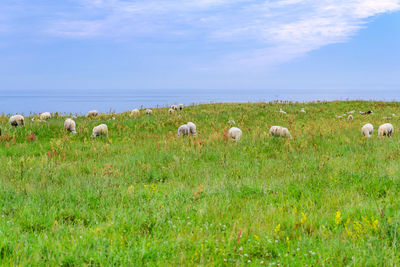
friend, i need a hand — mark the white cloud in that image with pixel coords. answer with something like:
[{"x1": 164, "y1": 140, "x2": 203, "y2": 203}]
[{"x1": 3, "y1": 0, "x2": 400, "y2": 69}]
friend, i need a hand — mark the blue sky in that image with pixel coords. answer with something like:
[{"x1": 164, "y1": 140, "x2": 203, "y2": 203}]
[{"x1": 0, "y1": 0, "x2": 399, "y2": 91}]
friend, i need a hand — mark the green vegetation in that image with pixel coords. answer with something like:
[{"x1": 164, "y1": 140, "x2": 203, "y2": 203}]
[{"x1": 1, "y1": 101, "x2": 400, "y2": 265}]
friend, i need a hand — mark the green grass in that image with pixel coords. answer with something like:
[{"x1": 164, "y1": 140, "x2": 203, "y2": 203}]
[{"x1": 1, "y1": 101, "x2": 400, "y2": 266}]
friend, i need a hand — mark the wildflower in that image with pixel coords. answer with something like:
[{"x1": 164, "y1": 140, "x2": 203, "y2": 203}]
[
  {"x1": 274, "y1": 224, "x2": 281, "y2": 233},
  {"x1": 244, "y1": 254, "x2": 248, "y2": 257},
  {"x1": 372, "y1": 219, "x2": 379, "y2": 231},
  {"x1": 300, "y1": 212, "x2": 307, "y2": 224},
  {"x1": 335, "y1": 211, "x2": 341, "y2": 225}
]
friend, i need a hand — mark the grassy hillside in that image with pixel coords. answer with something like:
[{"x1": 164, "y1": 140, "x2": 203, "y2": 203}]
[{"x1": 1, "y1": 101, "x2": 400, "y2": 265}]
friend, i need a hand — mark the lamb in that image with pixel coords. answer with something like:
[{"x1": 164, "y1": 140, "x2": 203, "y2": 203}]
[
  {"x1": 131, "y1": 109, "x2": 140, "y2": 116},
  {"x1": 91, "y1": 124, "x2": 108, "y2": 138},
  {"x1": 64, "y1": 118, "x2": 77, "y2": 134},
  {"x1": 279, "y1": 109, "x2": 287, "y2": 115},
  {"x1": 179, "y1": 104, "x2": 184, "y2": 110},
  {"x1": 168, "y1": 108, "x2": 174, "y2": 114},
  {"x1": 171, "y1": 105, "x2": 178, "y2": 111},
  {"x1": 361, "y1": 123, "x2": 373, "y2": 138},
  {"x1": 87, "y1": 110, "x2": 99, "y2": 117},
  {"x1": 146, "y1": 109, "x2": 153, "y2": 115},
  {"x1": 9, "y1": 115, "x2": 24, "y2": 127},
  {"x1": 270, "y1": 126, "x2": 292, "y2": 139},
  {"x1": 228, "y1": 127, "x2": 242, "y2": 142},
  {"x1": 177, "y1": 124, "x2": 189, "y2": 137},
  {"x1": 378, "y1": 123, "x2": 394, "y2": 138},
  {"x1": 187, "y1": 122, "x2": 196, "y2": 136},
  {"x1": 347, "y1": 115, "x2": 353, "y2": 121},
  {"x1": 39, "y1": 112, "x2": 51, "y2": 120}
]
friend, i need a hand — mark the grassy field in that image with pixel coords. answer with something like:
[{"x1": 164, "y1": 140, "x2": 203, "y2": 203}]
[{"x1": 1, "y1": 101, "x2": 400, "y2": 266}]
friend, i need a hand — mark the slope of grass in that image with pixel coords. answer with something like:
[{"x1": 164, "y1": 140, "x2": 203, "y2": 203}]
[{"x1": 1, "y1": 101, "x2": 400, "y2": 265}]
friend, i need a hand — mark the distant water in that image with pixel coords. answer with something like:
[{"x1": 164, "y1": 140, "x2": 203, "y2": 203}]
[{"x1": 1, "y1": 89, "x2": 399, "y2": 115}]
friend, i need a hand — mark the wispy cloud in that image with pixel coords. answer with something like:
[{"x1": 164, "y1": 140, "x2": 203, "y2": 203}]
[{"x1": 1, "y1": 0, "x2": 400, "y2": 69}]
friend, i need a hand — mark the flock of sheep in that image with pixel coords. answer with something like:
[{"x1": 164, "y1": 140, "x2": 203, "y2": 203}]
[{"x1": 6, "y1": 106, "x2": 395, "y2": 141}]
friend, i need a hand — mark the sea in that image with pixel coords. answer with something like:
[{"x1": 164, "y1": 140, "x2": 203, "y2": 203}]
[{"x1": 0, "y1": 89, "x2": 399, "y2": 115}]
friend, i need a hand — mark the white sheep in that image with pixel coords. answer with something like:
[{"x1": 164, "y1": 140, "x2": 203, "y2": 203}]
[
  {"x1": 270, "y1": 126, "x2": 292, "y2": 139},
  {"x1": 171, "y1": 105, "x2": 178, "y2": 111},
  {"x1": 177, "y1": 124, "x2": 189, "y2": 137},
  {"x1": 9, "y1": 115, "x2": 24, "y2": 127},
  {"x1": 179, "y1": 104, "x2": 184, "y2": 110},
  {"x1": 269, "y1": 126, "x2": 281, "y2": 136},
  {"x1": 91, "y1": 124, "x2": 108, "y2": 138},
  {"x1": 64, "y1": 118, "x2": 77, "y2": 134},
  {"x1": 279, "y1": 109, "x2": 287, "y2": 115},
  {"x1": 300, "y1": 108, "x2": 306, "y2": 113},
  {"x1": 168, "y1": 108, "x2": 175, "y2": 114},
  {"x1": 378, "y1": 123, "x2": 394, "y2": 138},
  {"x1": 87, "y1": 110, "x2": 99, "y2": 117},
  {"x1": 347, "y1": 115, "x2": 353, "y2": 121},
  {"x1": 228, "y1": 127, "x2": 242, "y2": 142},
  {"x1": 361, "y1": 123, "x2": 373, "y2": 138},
  {"x1": 146, "y1": 109, "x2": 153, "y2": 115},
  {"x1": 187, "y1": 122, "x2": 196, "y2": 136},
  {"x1": 39, "y1": 112, "x2": 51, "y2": 120},
  {"x1": 131, "y1": 109, "x2": 140, "y2": 116}
]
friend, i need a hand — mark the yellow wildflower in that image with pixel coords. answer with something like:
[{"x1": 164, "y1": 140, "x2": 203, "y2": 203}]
[{"x1": 335, "y1": 211, "x2": 341, "y2": 225}]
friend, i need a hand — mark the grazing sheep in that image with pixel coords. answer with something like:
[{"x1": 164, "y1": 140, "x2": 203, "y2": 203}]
[
  {"x1": 177, "y1": 124, "x2": 189, "y2": 137},
  {"x1": 361, "y1": 123, "x2": 373, "y2": 138},
  {"x1": 87, "y1": 110, "x2": 99, "y2": 117},
  {"x1": 171, "y1": 105, "x2": 178, "y2": 111},
  {"x1": 146, "y1": 109, "x2": 153, "y2": 115},
  {"x1": 91, "y1": 124, "x2": 108, "y2": 138},
  {"x1": 270, "y1": 126, "x2": 292, "y2": 139},
  {"x1": 269, "y1": 126, "x2": 281, "y2": 136},
  {"x1": 131, "y1": 109, "x2": 140, "y2": 116},
  {"x1": 64, "y1": 118, "x2": 77, "y2": 134},
  {"x1": 168, "y1": 108, "x2": 174, "y2": 114},
  {"x1": 301, "y1": 108, "x2": 306, "y2": 113},
  {"x1": 279, "y1": 109, "x2": 287, "y2": 115},
  {"x1": 359, "y1": 110, "x2": 373, "y2": 115},
  {"x1": 187, "y1": 122, "x2": 196, "y2": 136},
  {"x1": 228, "y1": 127, "x2": 242, "y2": 142},
  {"x1": 378, "y1": 123, "x2": 394, "y2": 138},
  {"x1": 9, "y1": 115, "x2": 24, "y2": 127},
  {"x1": 39, "y1": 112, "x2": 51, "y2": 120},
  {"x1": 179, "y1": 104, "x2": 184, "y2": 110},
  {"x1": 347, "y1": 115, "x2": 353, "y2": 121}
]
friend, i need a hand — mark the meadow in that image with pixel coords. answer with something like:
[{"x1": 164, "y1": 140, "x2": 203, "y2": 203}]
[{"x1": 1, "y1": 101, "x2": 400, "y2": 266}]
